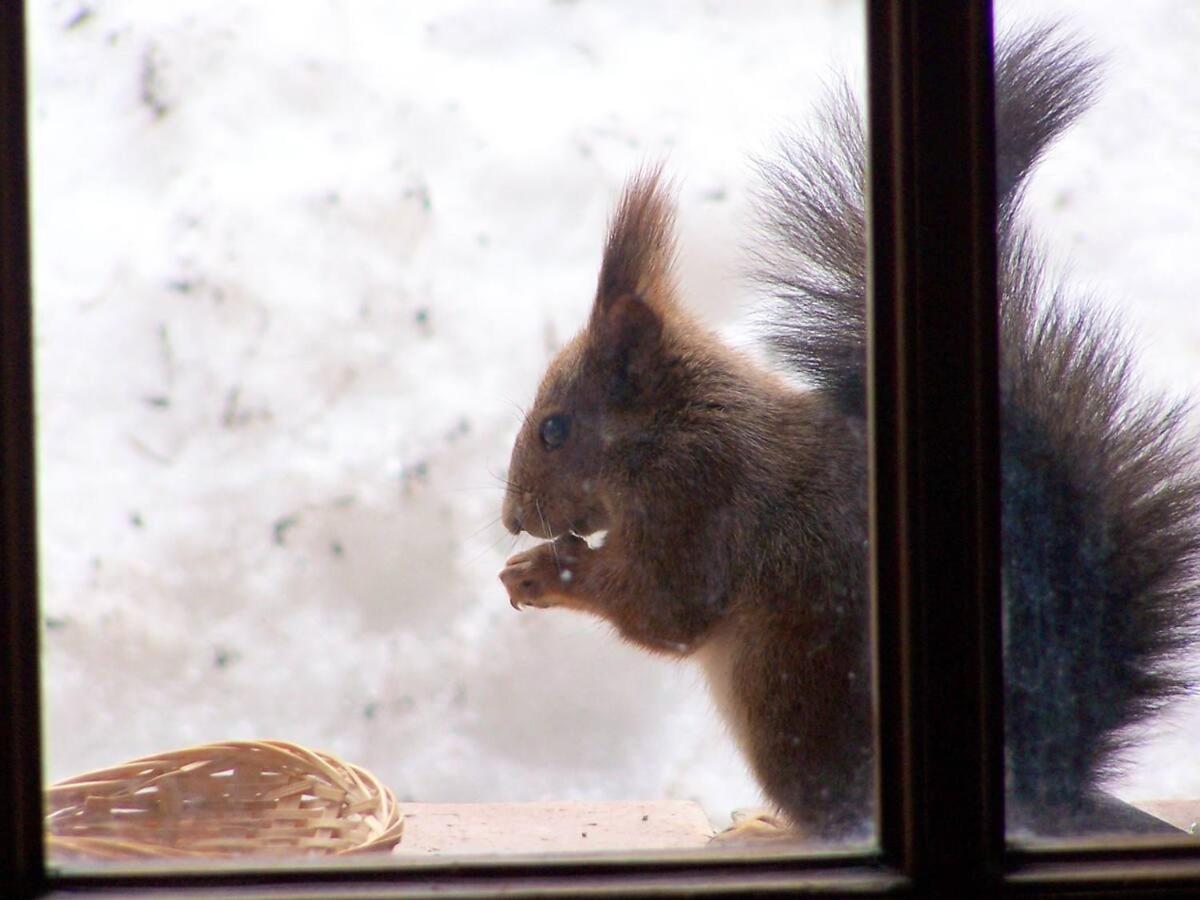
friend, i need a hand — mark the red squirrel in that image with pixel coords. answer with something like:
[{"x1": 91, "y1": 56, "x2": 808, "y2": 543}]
[{"x1": 499, "y1": 28, "x2": 1200, "y2": 841}]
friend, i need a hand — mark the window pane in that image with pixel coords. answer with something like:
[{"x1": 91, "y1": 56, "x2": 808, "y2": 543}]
[
  {"x1": 994, "y1": 0, "x2": 1200, "y2": 841},
  {"x1": 31, "y1": 1, "x2": 878, "y2": 871}
]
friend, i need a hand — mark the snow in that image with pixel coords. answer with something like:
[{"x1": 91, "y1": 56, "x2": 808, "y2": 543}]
[{"x1": 28, "y1": 0, "x2": 1200, "y2": 837}]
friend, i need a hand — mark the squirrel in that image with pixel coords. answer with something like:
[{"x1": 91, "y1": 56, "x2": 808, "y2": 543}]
[{"x1": 498, "y1": 27, "x2": 1200, "y2": 842}]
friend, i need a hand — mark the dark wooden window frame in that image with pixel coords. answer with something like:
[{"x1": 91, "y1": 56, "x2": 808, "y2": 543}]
[{"x1": 5, "y1": 1, "x2": 1200, "y2": 895}]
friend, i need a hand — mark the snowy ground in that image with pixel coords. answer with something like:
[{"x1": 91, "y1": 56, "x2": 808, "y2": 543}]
[{"x1": 28, "y1": 0, "x2": 1200, "y2": 839}]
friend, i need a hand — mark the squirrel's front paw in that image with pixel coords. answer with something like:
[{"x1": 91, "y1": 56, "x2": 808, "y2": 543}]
[{"x1": 500, "y1": 534, "x2": 589, "y2": 611}]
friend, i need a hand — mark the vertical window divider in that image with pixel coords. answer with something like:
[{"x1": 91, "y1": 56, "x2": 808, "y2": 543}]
[
  {"x1": 866, "y1": 0, "x2": 1005, "y2": 887},
  {"x1": 1, "y1": 2, "x2": 48, "y2": 897}
]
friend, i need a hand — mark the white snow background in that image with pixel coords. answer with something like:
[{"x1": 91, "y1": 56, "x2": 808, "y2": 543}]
[{"x1": 28, "y1": 0, "x2": 1200, "y2": 832}]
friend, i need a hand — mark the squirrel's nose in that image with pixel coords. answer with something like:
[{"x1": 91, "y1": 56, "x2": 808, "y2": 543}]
[{"x1": 501, "y1": 493, "x2": 525, "y2": 535}]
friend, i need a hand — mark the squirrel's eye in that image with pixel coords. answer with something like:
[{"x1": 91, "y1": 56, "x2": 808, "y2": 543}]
[{"x1": 539, "y1": 414, "x2": 571, "y2": 450}]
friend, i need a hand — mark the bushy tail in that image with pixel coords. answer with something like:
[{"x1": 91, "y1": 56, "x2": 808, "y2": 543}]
[
  {"x1": 756, "y1": 26, "x2": 1200, "y2": 832},
  {"x1": 754, "y1": 25, "x2": 1100, "y2": 416},
  {"x1": 999, "y1": 232, "x2": 1200, "y2": 834}
]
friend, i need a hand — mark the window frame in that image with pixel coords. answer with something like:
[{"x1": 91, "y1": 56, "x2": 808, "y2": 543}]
[{"x1": 4, "y1": 0, "x2": 1200, "y2": 895}]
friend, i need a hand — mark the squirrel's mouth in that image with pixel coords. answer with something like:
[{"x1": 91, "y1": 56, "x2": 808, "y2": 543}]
[
  {"x1": 567, "y1": 515, "x2": 603, "y2": 539},
  {"x1": 503, "y1": 498, "x2": 608, "y2": 540},
  {"x1": 522, "y1": 514, "x2": 604, "y2": 541},
  {"x1": 570, "y1": 505, "x2": 612, "y2": 539}
]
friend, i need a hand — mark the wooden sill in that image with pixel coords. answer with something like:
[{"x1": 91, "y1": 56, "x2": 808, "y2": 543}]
[{"x1": 390, "y1": 800, "x2": 716, "y2": 855}]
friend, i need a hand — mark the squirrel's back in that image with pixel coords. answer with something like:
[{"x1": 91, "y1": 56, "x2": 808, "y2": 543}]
[{"x1": 755, "y1": 26, "x2": 1200, "y2": 834}]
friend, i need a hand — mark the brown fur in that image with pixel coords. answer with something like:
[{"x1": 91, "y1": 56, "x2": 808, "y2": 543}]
[
  {"x1": 501, "y1": 27, "x2": 1200, "y2": 840},
  {"x1": 500, "y1": 173, "x2": 873, "y2": 839}
]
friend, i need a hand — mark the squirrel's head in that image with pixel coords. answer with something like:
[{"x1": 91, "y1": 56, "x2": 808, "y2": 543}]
[{"x1": 502, "y1": 168, "x2": 684, "y2": 539}]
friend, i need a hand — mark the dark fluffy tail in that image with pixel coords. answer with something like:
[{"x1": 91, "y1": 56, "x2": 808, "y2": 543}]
[
  {"x1": 999, "y1": 231, "x2": 1200, "y2": 834},
  {"x1": 756, "y1": 26, "x2": 1200, "y2": 832},
  {"x1": 755, "y1": 25, "x2": 1101, "y2": 416}
]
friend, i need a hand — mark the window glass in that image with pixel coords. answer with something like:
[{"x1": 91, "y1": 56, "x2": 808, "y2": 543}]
[
  {"x1": 994, "y1": 0, "x2": 1200, "y2": 841},
  {"x1": 31, "y1": 0, "x2": 877, "y2": 870}
]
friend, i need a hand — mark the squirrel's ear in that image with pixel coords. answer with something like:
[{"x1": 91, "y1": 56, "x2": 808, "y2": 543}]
[
  {"x1": 591, "y1": 292, "x2": 664, "y2": 404},
  {"x1": 593, "y1": 165, "x2": 678, "y2": 318}
]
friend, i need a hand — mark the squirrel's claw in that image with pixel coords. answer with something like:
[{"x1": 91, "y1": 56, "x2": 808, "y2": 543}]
[
  {"x1": 500, "y1": 542, "x2": 587, "y2": 611},
  {"x1": 499, "y1": 556, "x2": 544, "y2": 610}
]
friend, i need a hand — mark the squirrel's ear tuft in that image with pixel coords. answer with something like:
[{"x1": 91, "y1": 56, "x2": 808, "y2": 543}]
[{"x1": 594, "y1": 165, "x2": 678, "y2": 317}]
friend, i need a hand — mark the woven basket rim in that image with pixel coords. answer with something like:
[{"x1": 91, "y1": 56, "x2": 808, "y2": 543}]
[{"x1": 45, "y1": 738, "x2": 404, "y2": 860}]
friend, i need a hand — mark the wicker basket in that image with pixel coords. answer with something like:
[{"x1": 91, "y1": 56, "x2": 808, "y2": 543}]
[{"x1": 44, "y1": 740, "x2": 404, "y2": 860}]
